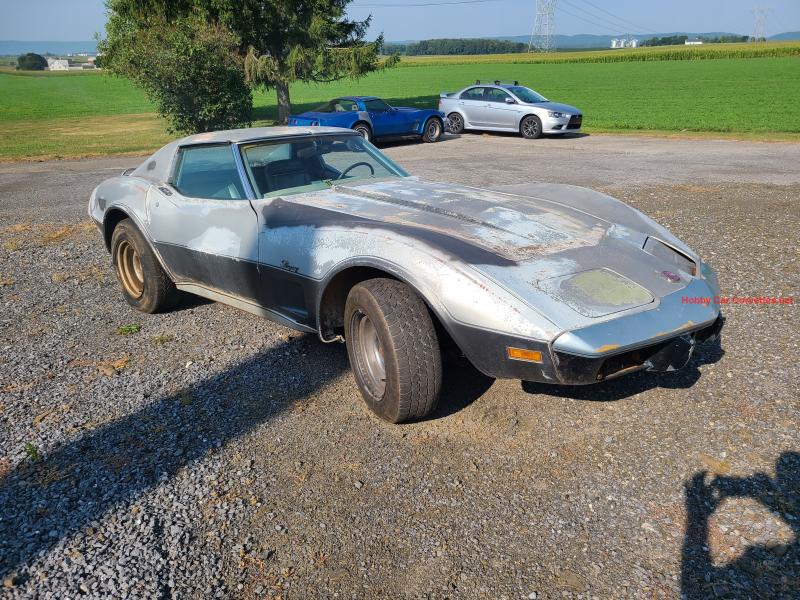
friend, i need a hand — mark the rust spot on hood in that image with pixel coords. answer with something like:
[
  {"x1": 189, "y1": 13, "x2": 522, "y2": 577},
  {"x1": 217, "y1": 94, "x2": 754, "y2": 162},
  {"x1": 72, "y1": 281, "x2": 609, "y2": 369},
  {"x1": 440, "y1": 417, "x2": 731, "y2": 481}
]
[{"x1": 595, "y1": 344, "x2": 621, "y2": 353}]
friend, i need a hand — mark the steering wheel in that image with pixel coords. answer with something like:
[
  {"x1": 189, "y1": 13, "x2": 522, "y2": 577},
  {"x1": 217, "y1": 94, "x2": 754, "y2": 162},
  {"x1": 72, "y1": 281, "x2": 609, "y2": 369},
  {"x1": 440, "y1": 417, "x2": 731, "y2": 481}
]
[{"x1": 337, "y1": 161, "x2": 375, "y2": 180}]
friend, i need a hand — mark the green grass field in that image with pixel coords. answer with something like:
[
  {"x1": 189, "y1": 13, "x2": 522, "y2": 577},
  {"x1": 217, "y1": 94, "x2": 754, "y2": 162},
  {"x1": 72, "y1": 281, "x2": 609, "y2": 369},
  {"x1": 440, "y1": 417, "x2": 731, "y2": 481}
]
[{"x1": 1, "y1": 49, "x2": 799, "y2": 160}]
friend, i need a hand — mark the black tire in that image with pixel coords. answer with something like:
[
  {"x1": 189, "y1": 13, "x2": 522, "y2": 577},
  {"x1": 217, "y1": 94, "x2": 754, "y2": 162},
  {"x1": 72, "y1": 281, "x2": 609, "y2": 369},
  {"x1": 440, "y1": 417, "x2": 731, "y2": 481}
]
[
  {"x1": 422, "y1": 117, "x2": 443, "y2": 143},
  {"x1": 353, "y1": 122, "x2": 372, "y2": 142},
  {"x1": 447, "y1": 112, "x2": 465, "y2": 134},
  {"x1": 111, "y1": 218, "x2": 178, "y2": 313},
  {"x1": 344, "y1": 278, "x2": 442, "y2": 423},
  {"x1": 520, "y1": 115, "x2": 543, "y2": 139}
]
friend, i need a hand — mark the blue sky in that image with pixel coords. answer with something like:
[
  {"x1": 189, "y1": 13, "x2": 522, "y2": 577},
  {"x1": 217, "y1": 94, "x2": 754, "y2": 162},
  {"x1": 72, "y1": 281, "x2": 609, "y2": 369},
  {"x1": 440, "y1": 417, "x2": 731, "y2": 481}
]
[{"x1": 1, "y1": 0, "x2": 799, "y2": 42}]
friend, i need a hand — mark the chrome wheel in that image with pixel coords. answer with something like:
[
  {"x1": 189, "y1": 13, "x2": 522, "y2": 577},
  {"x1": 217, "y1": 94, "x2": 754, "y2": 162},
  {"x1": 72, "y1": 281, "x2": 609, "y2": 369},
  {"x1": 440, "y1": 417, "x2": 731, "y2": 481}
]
[
  {"x1": 351, "y1": 309, "x2": 386, "y2": 398},
  {"x1": 354, "y1": 125, "x2": 371, "y2": 142},
  {"x1": 115, "y1": 239, "x2": 144, "y2": 299},
  {"x1": 448, "y1": 113, "x2": 463, "y2": 133}
]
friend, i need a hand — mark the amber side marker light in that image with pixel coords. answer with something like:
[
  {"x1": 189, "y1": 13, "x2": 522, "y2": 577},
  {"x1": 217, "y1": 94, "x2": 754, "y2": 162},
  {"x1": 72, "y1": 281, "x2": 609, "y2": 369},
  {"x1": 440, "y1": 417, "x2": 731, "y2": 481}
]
[{"x1": 507, "y1": 347, "x2": 543, "y2": 363}]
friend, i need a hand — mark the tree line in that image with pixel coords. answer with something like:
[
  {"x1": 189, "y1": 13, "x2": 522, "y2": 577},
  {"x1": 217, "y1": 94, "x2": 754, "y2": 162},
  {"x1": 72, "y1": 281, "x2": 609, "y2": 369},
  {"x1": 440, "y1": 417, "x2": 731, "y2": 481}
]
[
  {"x1": 383, "y1": 38, "x2": 527, "y2": 56},
  {"x1": 641, "y1": 34, "x2": 751, "y2": 47}
]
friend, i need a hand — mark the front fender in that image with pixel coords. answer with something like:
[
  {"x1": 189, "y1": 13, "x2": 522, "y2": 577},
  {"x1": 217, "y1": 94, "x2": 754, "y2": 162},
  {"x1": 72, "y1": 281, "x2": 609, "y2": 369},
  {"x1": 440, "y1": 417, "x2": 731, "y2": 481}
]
[{"x1": 306, "y1": 226, "x2": 559, "y2": 341}]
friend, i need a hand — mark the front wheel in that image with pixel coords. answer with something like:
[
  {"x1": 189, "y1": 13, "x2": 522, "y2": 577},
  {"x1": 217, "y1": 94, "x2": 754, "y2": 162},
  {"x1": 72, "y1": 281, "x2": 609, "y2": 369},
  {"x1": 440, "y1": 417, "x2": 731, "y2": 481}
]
[
  {"x1": 344, "y1": 278, "x2": 442, "y2": 423},
  {"x1": 422, "y1": 118, "x2": 443, "y2": 143},
  {"x1": 520, "y1": 115, "x2": 543, "y2": 139}
]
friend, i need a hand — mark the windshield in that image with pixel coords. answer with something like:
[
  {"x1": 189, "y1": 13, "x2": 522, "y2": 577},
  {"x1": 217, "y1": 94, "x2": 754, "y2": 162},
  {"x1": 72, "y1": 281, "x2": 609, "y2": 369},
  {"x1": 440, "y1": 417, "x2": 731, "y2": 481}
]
[
  {"x1": 507, "y1": 86, "x2": 547, "y2": 104},
  {"x1": 240, "y1": 134, "x2": 408, "y2": 198}
]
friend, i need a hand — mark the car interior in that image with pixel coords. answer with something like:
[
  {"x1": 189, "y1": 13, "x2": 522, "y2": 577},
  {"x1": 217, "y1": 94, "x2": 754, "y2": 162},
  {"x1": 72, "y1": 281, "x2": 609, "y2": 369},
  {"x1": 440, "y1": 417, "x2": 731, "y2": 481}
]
[{"x1": 246, "y1": 143, "x2": 335, "y2": 197}]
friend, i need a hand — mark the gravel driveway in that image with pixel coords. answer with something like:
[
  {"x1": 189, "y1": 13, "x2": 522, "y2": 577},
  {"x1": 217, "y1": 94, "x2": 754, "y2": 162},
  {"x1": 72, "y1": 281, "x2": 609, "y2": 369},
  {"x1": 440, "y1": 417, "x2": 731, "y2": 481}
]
[{"x1": 1, "y1": 133, "x2": 798, "y2": 599}]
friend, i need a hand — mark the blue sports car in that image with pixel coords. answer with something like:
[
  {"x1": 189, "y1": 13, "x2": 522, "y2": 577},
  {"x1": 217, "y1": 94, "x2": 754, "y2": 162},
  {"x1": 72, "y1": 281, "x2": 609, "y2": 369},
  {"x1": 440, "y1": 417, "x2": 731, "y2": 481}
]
[{"x1": 288, "y1": 96, "x2": 446, "y2": 143}]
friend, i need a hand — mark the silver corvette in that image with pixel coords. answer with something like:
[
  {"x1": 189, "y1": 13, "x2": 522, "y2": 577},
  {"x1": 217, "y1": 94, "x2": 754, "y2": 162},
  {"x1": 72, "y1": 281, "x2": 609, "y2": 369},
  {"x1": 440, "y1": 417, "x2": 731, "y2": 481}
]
[
  {"x1": 440, "y1": 80, "x2": 583, "y2": 139},
  {"x1": 89, "y1": 126, "x2": 723, "y2": 423}
]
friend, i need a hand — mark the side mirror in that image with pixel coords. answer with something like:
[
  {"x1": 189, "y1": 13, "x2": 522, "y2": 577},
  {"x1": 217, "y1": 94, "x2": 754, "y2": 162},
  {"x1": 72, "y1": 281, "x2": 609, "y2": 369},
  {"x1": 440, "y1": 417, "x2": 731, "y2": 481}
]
[{"x1": 504, "y1": 97, "x2": 516, "y2": 104}]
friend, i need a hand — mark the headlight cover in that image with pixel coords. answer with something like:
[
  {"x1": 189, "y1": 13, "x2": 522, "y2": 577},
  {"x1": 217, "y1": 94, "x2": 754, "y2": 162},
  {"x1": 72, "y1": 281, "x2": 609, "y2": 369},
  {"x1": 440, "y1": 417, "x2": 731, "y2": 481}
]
[
  {"x1": 548, "y1": 111, "x2": 566, "y2": 118},
  {"x1": 643, "y1": 237, "x2": 697, "y2": 276}
]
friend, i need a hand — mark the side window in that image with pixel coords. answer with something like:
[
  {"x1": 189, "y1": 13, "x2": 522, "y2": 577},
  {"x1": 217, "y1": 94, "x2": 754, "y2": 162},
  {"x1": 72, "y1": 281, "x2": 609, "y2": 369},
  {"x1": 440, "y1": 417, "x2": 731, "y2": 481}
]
[
  {"x1": 364, "y1": 99, "x2": 391, "y2": 112},
  {"x1": 173, "y1": 145, "x2": 245, "y2": 200},
  {"x1": 486, "y1": 88, "x2": 511, "y2": 103},
  {"x1": 460, "y1": 87, "x2": 485, "y2": 101},
  {"x1": 333, "y1": 99, "x2": 358, "y2": 112}
]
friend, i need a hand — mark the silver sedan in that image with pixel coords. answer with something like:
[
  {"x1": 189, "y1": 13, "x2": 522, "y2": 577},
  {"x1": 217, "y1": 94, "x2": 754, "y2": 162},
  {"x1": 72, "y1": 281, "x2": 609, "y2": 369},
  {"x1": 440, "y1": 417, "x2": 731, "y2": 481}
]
[{"x1": 439, "y1": 80, "x2": 583, "y2": 139}]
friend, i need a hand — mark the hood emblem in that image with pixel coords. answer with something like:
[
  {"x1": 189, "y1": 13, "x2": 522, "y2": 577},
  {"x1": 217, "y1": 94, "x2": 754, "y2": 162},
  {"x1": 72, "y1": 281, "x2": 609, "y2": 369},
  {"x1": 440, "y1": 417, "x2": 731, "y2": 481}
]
[{"x1": 661, "y1": 270, "x2": 682, "y2": 283}]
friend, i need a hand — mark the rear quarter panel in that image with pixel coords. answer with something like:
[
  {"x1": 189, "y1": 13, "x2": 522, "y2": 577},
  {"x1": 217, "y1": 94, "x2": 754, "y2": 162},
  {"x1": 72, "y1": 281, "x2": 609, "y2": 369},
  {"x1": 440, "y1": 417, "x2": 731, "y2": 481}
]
[{"x1": 90, "y1": 176, "x2": 152, "y2": 240}]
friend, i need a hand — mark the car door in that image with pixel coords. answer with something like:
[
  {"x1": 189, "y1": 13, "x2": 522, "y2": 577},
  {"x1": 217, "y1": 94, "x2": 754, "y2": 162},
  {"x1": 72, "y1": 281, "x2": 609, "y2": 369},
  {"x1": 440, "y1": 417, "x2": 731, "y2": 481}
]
[
  {"x1": 363, "y1": 98, "x2": 404, "y2": 137},
  {"x1": 457, "y1": 87, "x2": 491, "y2": 127},
  {"x1": 484, "y1": 88, "x2": 519, "y2": 129},
  {"x1": 147, "y1": 143, "x2": 261, "y2": 301}
]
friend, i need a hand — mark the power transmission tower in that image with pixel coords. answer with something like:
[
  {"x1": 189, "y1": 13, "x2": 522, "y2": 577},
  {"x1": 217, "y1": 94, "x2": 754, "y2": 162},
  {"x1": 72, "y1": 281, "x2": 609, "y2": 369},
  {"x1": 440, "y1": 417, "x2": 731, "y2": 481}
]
[
  {"x1": 528, "y1": 0, "x2": 557, "y2": 53},
  {"x1": 751, "y1": 6, "x2": 772, "y2": 43}
]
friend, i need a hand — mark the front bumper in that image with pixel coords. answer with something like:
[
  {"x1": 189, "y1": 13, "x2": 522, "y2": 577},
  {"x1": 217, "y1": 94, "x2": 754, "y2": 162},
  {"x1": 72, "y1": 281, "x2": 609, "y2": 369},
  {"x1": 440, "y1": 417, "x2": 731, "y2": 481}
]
[
  {"x1": 543, "y1": 113, "x2": 582, "y2": 134},
  {"x1": 449, "y1": 315, "x2": 724, "y2": 385}
]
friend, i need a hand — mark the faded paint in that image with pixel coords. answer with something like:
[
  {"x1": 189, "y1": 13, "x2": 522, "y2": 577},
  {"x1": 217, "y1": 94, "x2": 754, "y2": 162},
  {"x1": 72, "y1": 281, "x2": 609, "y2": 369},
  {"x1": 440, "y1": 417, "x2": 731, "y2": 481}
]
[{"x1": 536, "y1": 269, "x2": 653, "y2": 318}]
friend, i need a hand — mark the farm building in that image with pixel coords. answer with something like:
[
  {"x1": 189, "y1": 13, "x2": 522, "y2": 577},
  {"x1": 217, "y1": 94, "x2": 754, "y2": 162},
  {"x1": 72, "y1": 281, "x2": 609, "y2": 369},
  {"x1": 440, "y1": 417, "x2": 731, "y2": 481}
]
[
  {"x1": 685, "y1": 39, "x2": 704, "y2": 45},
  {"x1": 46, "y1": 58, "x2": 69, "y2": 71},
  {"x1": 611, "y1": 38, "x2": 639, "y2": 48}
]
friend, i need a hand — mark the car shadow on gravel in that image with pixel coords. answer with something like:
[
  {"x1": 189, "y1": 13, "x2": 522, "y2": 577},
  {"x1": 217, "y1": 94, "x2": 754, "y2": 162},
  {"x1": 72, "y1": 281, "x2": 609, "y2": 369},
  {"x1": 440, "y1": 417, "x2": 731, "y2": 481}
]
[
  {"x1": 681, "y1": 451, "x2": 800, "y2": 599},
  {"x1": 454, "y1": 131, "x2": 590, "y2": 141},
  {"x1": 520, "y1": 339, "x2": 724, "y2": 402},
  {"x1": 0, "y1": 335, "x2": 349, "y2": 584},
  {"x1": 428, "y1": 362, "x2": 495, "y2": 421}
]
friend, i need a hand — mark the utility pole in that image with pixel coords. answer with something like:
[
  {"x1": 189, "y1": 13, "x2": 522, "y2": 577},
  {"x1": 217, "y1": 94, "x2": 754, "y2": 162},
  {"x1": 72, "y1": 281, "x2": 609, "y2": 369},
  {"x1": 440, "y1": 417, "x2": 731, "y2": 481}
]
[
  {"x1": 751, "y1": 6, "x2": 772, "y2": 43},
  {"x1": 528, "y1": 0, "x2": 557, "y2": 53}
]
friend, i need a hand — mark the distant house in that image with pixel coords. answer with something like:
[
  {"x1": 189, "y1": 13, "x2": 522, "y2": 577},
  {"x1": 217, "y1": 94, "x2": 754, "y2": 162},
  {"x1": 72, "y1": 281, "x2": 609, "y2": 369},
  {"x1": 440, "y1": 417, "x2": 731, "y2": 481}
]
[
  {"x1": 46, "y1": 58, "x2": 69, "y2": 71},
  {"x1": 685, "y1": 39, "x2": 703, "y2": 45}
]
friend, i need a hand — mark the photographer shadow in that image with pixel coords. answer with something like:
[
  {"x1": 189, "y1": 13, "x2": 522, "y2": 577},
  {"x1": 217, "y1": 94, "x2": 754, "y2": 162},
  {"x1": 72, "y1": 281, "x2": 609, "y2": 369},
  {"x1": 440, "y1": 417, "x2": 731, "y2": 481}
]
[{"x1": 681, "y1": 451, "x2": 800, "y2": 599}]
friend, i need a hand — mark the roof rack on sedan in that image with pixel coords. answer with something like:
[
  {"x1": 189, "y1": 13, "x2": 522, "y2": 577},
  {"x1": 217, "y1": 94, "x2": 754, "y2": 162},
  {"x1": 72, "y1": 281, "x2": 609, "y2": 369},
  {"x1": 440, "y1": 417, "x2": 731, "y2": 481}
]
[{"x1": 475, "y1": 79, "x2": 519, "y2": 86}]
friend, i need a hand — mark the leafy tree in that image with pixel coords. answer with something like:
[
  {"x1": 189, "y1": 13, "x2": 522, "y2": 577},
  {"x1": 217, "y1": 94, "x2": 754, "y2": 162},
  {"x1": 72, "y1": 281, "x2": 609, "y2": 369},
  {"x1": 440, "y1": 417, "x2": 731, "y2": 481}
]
[
  {"x1": 103, "y1": 0, "x2": 397, "y2": 125},
  {"x1": 641, "y1": 35, "x2": 689, "y2": 47},
  {"x1": 100, "y1": 15, "x2": 252, "y2": 134},
  {"x1": 16, "y1": 53, "x2": 48, "y2": 70}
]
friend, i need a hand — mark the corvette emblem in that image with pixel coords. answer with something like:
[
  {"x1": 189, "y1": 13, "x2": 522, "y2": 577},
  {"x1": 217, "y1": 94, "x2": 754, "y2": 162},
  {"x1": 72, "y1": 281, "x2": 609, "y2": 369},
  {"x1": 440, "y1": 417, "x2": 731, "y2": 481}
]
[{"x1": 662, "y1": 270, "x2": 682, "y2": 283}]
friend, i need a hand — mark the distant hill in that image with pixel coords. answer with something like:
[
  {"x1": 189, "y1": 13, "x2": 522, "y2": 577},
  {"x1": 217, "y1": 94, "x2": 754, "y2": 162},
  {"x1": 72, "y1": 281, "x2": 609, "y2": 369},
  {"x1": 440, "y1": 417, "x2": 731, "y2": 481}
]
[
  {"x1": 769, "y1": 31, "x2": 800, "y2": 40},
  {"x1": 0, "y1": 41, "x2": 97, "y2": 56}
]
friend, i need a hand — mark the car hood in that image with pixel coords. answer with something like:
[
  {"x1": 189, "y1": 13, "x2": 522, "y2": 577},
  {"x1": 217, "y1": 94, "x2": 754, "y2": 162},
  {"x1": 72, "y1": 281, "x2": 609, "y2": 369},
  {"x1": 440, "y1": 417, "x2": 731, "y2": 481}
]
[
  {"x1": 274, "y1": 178, "x2": 701, "y2": 328},
  {"x1": 528, "y1": 101, "x2": 581, "y2": 114}
]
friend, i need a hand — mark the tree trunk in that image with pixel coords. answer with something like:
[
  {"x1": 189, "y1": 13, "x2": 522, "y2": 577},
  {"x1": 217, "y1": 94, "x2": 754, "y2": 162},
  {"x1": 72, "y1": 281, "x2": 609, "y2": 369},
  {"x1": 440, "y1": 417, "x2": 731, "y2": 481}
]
[{"x1": 276, "y1": 81, "x2": 291, "y2": 125}]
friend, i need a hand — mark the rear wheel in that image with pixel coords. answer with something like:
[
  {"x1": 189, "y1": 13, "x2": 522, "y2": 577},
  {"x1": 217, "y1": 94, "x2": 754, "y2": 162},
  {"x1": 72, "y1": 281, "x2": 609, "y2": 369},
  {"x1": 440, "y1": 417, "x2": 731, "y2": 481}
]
[
  {"x1": 353, "y1": 123, "x2": 372, "y2": 142},
  {"x1": 447, "y1": 112, "x2": 464, "y2": 134},
  {"x1": 111, "y1": 218, "x2": 178, "y2": 313},
  {"x1": 422, "y1": 117, "x2": 443, "y2": 143},
  {"x1": 520, "y1": 115, "x2": 543, "y2": 139},
  {"x1": 344, "y1": 278, "x2": 442, "y2": 423}
]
